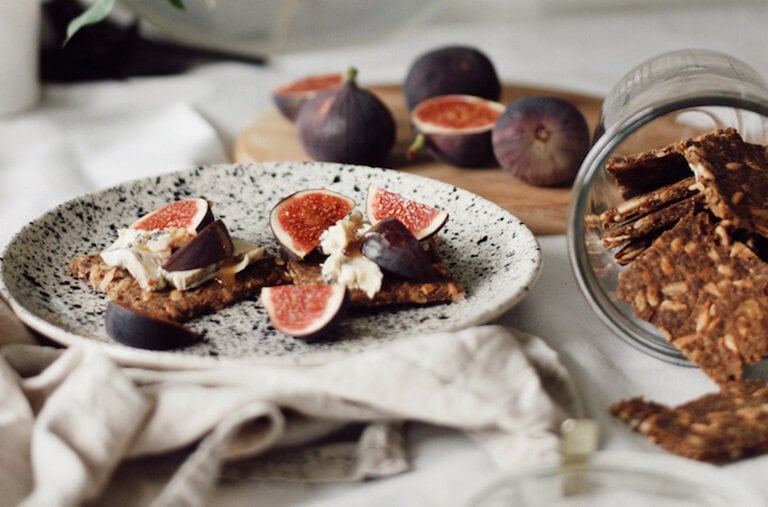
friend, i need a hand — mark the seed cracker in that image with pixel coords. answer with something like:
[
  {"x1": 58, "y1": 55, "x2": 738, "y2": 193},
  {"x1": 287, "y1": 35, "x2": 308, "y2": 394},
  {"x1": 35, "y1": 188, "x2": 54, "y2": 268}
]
[
  {"x1": 611, "y1": 379, "x2": 768, "y2": 463},
  {"x1": 605, "y1": 139, "x2": 693, "y2": 199},
  {"x1": 67, "y1": 253, "x2": 291, "y2": 323},
  {"x1": 617, "y1": 212, "x2": 768, "y2": 384},
  {"x1": 683, "y1": 127, "x2": 768, "y2": 237}
]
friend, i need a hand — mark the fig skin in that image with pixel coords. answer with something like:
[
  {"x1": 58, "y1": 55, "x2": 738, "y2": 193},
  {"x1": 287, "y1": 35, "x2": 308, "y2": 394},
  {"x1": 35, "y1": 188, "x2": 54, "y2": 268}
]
[
  {"x1": 162, "y1": 219, "x2": 234, "y2": 272},
  {"x1": 296, "y1": 67, "x2": 396, "y2": 166},
  {"x1": 361, "y1": 217, "x2": 439, "y2": 282},
  {"x1": 408, "y1": 95, "x2": 505, "y2": 168},
  {"x1": 492, "y1": 95, "x2": 590, "y2": 187},
  {"x1": 404, "y1": 45, "x2": 501, "y2": 110},
  {"x1": 272, "y1": 72, "x2": 343, "y2": 122},
  {"x1": 105, "y1": 300, "x2": 201, "y2": 350}
]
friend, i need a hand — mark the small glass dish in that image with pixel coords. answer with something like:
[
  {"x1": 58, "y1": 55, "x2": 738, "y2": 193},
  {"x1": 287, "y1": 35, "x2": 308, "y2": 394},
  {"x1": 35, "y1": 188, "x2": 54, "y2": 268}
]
[
  {"x1": 567, "y1": 49, "x2": 768, "y2": 364},
  {"x1": 462, "y1": 451, "x2": 764, "y2": 506}
]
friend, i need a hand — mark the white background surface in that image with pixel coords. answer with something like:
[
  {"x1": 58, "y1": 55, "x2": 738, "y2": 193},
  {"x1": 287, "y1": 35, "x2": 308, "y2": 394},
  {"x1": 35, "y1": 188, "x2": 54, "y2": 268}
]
[{"x1": 3, "y1": 0, "x2": 768, "y2": 504}]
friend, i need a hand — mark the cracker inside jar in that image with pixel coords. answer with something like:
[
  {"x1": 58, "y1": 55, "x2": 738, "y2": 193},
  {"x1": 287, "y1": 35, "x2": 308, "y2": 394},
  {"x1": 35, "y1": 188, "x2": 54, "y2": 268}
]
[{"x1": 600, "y1": 128, "x2": 768, "y2": 385}]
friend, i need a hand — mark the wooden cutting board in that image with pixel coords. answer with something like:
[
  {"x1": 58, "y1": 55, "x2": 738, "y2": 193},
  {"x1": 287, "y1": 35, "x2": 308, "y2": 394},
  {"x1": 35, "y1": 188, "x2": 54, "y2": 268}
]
[{"x1": 233, "y1": 84, "x2": 603, "y2": 235}]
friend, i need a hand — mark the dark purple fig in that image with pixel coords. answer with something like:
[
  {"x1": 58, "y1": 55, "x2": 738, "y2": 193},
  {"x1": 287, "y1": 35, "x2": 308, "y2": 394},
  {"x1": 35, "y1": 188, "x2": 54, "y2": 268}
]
[
  {"x1": 361, "y1": 217, "x2": 438, "y2": 282},
  {"x1": 162, "y1": 219, "x2": 234, "y2": 272},
  {"x1": 492, "y1": 95, "x2": 590, "y2": 187},
  {"x1": 272, "y1": 72, "x2": 344, "y2": 122},
  {"x1": 105, "y1": 300, "x2": 201, "y2": 350},
  {"x1": 404, "y1": 45, "x2": 501, "y2": 110},
  {"x1": 269, "y1": 189, "x2": 356, "y2": 260},
  {"x1": 407, "y1": 94, "x2": 504, "y2": 167},
  {"x1": 130, "y1": 198, "x2": 214, "y2": 233},
  {"x1": 261, "y1": 284, "x2": 349, "y2": 341},
  {"x1": 296, "y1": 67, "x2": 396, "y2": 166}
]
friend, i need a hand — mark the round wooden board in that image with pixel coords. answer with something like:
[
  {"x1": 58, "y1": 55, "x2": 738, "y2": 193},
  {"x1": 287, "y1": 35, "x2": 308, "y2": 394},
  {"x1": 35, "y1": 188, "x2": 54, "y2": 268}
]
[{"x1": 234, "y1": 84, "x2": 603, "y2": 235}]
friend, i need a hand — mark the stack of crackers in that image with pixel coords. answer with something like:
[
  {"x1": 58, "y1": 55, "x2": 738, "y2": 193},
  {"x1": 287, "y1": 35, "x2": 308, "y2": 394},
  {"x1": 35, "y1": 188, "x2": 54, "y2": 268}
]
[{"x1": 598, "y1": 128, "x2": 768, "y2": 462}]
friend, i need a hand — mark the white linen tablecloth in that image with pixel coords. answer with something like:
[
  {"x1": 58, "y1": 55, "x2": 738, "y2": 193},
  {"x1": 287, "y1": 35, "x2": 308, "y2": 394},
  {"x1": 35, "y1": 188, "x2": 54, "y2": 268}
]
[{"x1": 3, "y1": 1, "x2": 768, "y2": 504}]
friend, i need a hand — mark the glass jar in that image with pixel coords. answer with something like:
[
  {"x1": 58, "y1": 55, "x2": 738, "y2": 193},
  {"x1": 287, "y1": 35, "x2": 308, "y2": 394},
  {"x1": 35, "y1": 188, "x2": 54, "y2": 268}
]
[{"x1": 567, "y1": 49, "x2": 768, "y2": 364}]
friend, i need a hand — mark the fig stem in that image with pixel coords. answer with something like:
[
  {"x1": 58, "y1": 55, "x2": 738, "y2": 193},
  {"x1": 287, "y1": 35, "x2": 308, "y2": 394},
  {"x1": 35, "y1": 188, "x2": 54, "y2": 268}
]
[
  {"x1": 406, "y1": 133, "x2": 426, "y2": 161},
  {"x1": 344, "y1": 67, "x2": 358, "y2": 84}
]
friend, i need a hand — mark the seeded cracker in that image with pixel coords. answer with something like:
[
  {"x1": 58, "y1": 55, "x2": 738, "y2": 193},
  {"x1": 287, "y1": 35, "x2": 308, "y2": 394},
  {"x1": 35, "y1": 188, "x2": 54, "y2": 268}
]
[
  {"x1": 605, "y1": 139, "x2": 693, "y2": 199},
  {"x1": 617, "y1": 212, "x2": 768, "y2": 384},
  {"x1": 67, "y1": 253, "x2": 291, "y2": 323},
  {"x1": 611, "y1": 379, "x2": 768, "y2": 463},
  {"x1": 683, "y1": 127, "x2": 768, "y2": 236}
]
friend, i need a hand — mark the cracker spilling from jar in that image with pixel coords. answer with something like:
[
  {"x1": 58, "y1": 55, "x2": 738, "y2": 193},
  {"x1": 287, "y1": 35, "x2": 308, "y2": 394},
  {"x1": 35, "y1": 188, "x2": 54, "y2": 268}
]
[
  {"x1": 602, "y1": 128, "x2": 768, "y2": 384},
  {"x1": 611, "y1": 379, "x2": 768, "y2": 463}
]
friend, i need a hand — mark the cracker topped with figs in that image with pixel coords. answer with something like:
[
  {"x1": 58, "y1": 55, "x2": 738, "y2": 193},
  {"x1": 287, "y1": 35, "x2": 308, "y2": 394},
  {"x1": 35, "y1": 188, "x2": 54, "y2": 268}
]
[{"x1": 67, "y1": 186, "x2": 464, "y2": 347}]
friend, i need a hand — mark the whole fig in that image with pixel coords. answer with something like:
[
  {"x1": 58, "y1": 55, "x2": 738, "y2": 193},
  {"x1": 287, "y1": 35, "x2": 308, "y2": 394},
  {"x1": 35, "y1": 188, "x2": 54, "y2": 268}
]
[
  {"x1": 296, "y1": 67, "x2": 396, "y2": 166},
  {"x1": 492, "y1": 95, "x2": 590, "y2": 187},
  {"x1": 404, "y1": 45, "x2": 501, "y2": 110}
]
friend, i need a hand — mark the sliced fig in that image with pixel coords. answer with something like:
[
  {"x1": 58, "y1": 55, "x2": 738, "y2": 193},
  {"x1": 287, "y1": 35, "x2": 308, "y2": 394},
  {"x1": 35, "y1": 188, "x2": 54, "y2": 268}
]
[
  {"x1": 407, "y1": 94, "x2": 504, "y2": 167},
  {"x1": 361, "y1": 218, "x2": 438, "y2": 282},
  {"x1": 492, "y1": 95, "x2": 590, "y2": 187},
  {"x1": 261, "y1": 284, "x2": 349, "y2": 341},
  {"x1": 162, "y1": 219, "x2": 234, "y2": 272},
  {"x1": 130, "y1": 198, "x2": 214, "y2": 233},
  {"x1": 365, "y1": 185, "x2": 447, "y2": 240},
  {"x1": 296, "y1": 67, "x2": 396, "y2": 166},
  {"x1": 270, "y1": 189, "x2": 356, "y2": 259},
  {"x1": 105, "y1": 300, "x2": 201, "y2": 350},
  {"x1": 404, "y1": 45, "x2": 501, "y2": 110},
  {"x1": 272, "y1": 72, "x2": 344, "y2": 122}
]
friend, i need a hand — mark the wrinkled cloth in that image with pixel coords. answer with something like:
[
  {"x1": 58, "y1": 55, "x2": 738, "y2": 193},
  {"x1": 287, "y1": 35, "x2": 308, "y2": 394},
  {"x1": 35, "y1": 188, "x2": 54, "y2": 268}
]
[{"x1": 0, "y1": 296, "x2": 580, "y2": 506}]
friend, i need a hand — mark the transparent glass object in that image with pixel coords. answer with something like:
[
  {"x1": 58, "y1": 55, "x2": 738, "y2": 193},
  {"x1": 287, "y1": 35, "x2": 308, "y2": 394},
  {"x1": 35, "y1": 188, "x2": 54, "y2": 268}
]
[
  {"x1": 567, "y1": 49, "x2": 768, "y2": 364},
  {"x1": 464, "y1": 452, "x2": 764, "y2": 507}
]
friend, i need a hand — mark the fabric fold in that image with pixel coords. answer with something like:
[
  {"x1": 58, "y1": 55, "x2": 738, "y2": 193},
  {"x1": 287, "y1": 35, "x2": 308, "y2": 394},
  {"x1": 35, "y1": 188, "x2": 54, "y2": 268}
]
[{"x1": 0, "y1": 295, "x2": 581, "y2": 506}]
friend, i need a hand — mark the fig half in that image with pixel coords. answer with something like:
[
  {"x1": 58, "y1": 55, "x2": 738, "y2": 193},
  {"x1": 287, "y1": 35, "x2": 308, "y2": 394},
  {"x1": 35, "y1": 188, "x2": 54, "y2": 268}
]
[
  {"x1": 365, "y1": 184, "x2": 447, "y2": 240},
  {"x1": 130, "y1": 198, "x2": 214, "y2": 233},
  {"x1": 162, "y1": 219, "x2": 234, "y2": 272},
  {"x1": 269, "y1": 188, "x2": 356, "y2": 259},
  {"x1": 296, "y1": 67, "x2": 396, "y2": 166},
  {"x1": 105, "y1": 300, "x2": 201, "y2": 350},
  {"x1": 261, "y1": 284, "x2": 349, "y2": 341},
  {"x1": 407, "y1": 94, "x2": 505, "y2": 167},
  {"x1": 404, "y1": 45, "x2": 501, "y2": 110},
  {"x1": 361, "y1": 217, "x2": 438, "y2": 282},
  {"x1": 272, "y1": 71, "x2": 344, "y2": 122},
  {"x1": 492, "y1": 95, "x2": 590, "y2": 187}
]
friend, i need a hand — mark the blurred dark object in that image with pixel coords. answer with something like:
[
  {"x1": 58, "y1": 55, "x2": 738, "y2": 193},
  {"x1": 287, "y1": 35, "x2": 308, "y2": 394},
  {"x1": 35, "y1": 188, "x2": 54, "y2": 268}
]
[{"x1": 41, "y1": 0, "x2": 264, "y2": 82}]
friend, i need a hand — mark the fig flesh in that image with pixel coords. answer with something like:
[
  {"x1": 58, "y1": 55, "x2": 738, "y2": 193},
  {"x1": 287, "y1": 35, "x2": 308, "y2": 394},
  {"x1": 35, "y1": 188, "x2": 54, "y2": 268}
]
[
  {"x1": 105, "y1": 300, "x2": 201, "y2": 350},
  {"x1": 272, "y1": 72, "x2": 344, "y2": 122},
  {"x1": 296, "y1": 67, "x2": 396, "y2": 166},
  {"x1": 270, "y1": 188, "x2": 356, "y2": 259},
  {"x1": 365, "y1": 184, "x2": 447, "y2": 240},
  {"x1": 408, "y1": 94, "x2": 504, "y2": 167},
  {"x1": 492, "y1": 95, "x2": 590, "y2": 187},
  {"x1": 361, "y1": 217, "x2": 438, "y2": 282},
  {"x1": 162, "y1": 219, "x2": 234, "y2": 272},
  {"x1": 130, "y1": 198, "x2": 213, "y2": 233},
  {"x1": 261, "y1": 284, "x2": 349, "y2": 341},
  {"x1": 404, "y1": 45, "x2": 501, "y2": 110}
]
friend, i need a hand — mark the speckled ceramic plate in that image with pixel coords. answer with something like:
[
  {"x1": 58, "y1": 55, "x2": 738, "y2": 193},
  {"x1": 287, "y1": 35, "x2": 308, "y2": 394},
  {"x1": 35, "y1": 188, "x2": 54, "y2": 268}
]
[{"x1": 0, "y1": 162, "x2": 541, "y2": 368}]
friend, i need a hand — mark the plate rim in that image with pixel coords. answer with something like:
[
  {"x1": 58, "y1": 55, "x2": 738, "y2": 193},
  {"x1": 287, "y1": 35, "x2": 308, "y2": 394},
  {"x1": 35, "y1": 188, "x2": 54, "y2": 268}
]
[{"x1": 0, "y1": 161, "x2": 542, "y2": 368}]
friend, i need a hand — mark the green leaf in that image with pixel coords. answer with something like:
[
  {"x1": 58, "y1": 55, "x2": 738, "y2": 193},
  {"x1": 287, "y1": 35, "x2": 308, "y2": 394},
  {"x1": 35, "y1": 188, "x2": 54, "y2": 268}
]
[
  {"x1": 64, "y1": 0, "x2": 117, "y2": 45},
  {"x1": 167, "y1": 0, "x2": 186, "y2": 9}
]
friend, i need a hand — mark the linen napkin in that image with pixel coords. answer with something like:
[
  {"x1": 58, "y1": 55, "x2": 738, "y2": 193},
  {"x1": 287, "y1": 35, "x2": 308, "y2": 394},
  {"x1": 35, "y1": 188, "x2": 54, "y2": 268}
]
[{"x1": 0, "y1": 297, "x2": 581, "y2": 506}]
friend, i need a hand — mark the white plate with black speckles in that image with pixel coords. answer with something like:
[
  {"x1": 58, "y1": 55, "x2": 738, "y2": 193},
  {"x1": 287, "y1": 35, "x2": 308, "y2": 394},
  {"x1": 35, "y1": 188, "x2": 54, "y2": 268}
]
[{"x1": 0, "y1": 162, "x2": 542, "y2": 368}]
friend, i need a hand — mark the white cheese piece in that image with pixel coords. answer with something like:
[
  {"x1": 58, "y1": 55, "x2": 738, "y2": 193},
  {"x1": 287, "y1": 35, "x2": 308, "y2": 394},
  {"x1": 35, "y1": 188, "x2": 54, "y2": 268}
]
[
  {"x1": 101, "y1": 228, "x2": 266, "y2": 292},
  {"x1": 319, "y1": 212, "x2": 383, "y2": 297}
]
